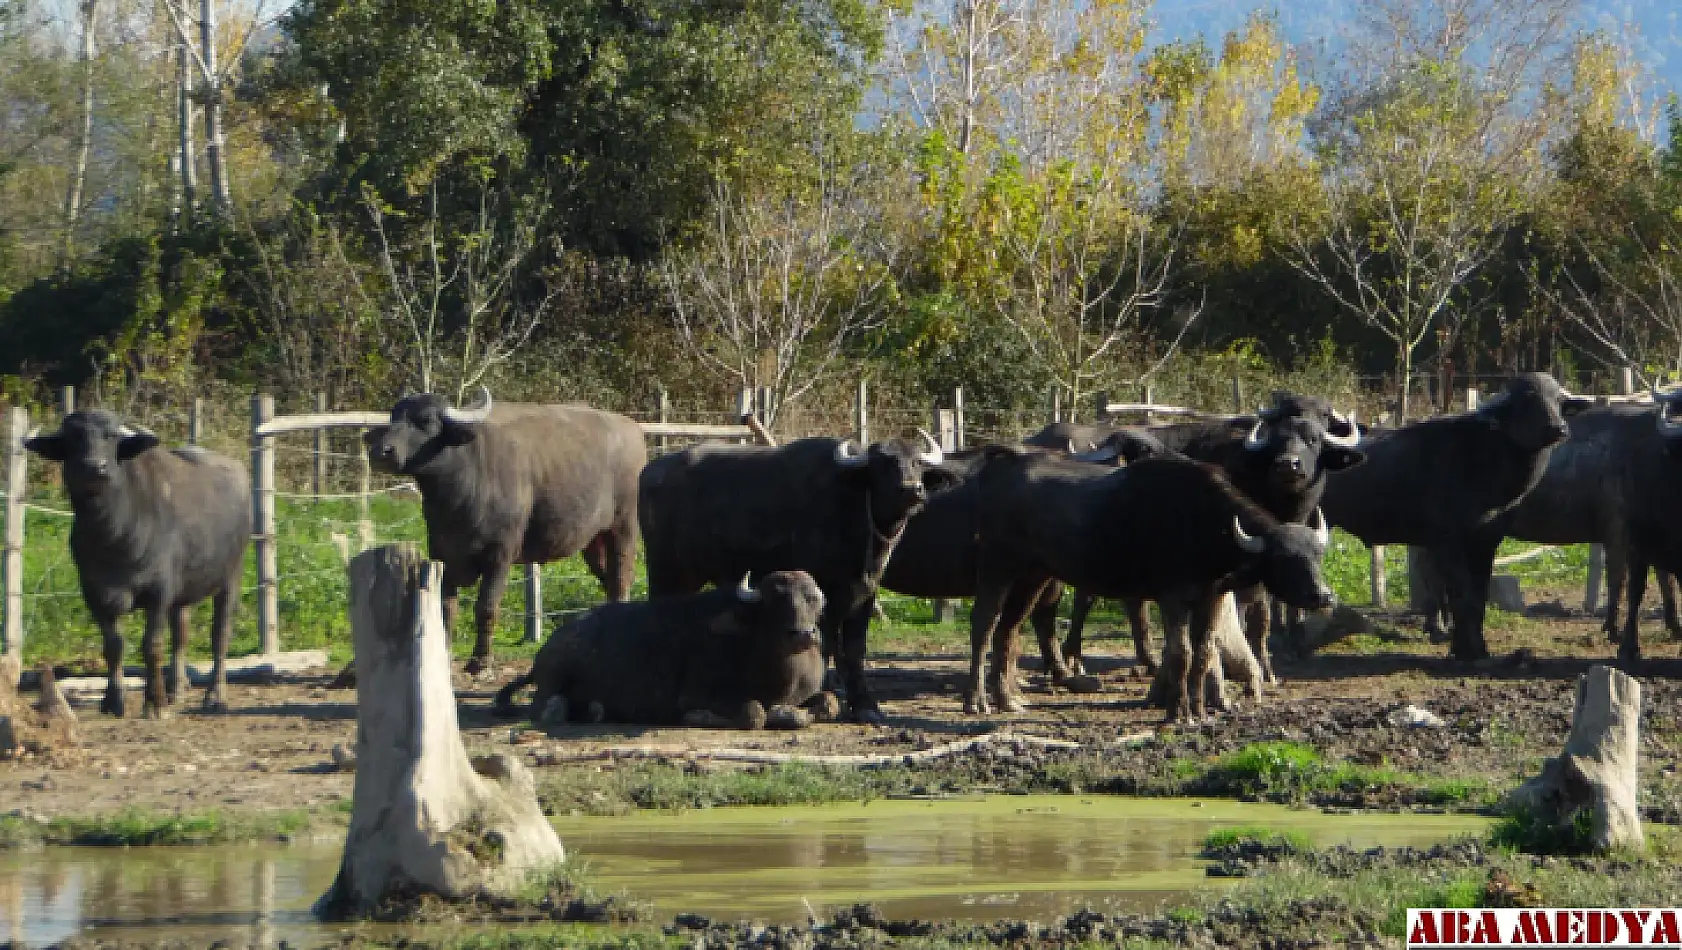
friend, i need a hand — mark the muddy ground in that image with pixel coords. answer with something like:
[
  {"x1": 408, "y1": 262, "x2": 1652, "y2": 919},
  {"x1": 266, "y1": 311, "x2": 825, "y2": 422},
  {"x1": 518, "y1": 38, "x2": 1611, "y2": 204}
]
[{"x1": 7, "y1": 596, "x2": 1682, "y2": 827}]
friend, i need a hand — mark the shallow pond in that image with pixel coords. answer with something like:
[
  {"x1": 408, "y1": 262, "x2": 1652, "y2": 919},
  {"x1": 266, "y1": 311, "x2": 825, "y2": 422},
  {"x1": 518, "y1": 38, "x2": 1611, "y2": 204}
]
[{"x1": 1, "y1": 796, "x2": 1487, "y2": 945}]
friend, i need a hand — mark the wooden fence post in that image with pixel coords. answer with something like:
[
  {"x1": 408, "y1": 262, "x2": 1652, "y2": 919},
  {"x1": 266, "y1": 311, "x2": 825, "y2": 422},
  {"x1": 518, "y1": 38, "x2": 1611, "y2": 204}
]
[
  {"x1": 1047, "y1": 385, "x2": 1061, "y2": 424},
  {"x1": 736, "y1": 389, "x2": 754, "y2": 445},
  {"x1": 357, "y1": 429, "x2": 374, "y2": 552},
  {"x1": 1143, "y1": 383, "x2": 1155, "y2": 423},
  {"x1": 1370, "y1": 546, "x2": 1387, "y2": 607},
  {"x1": 523, "y1": 564, "x2": 543, "y2": 644},
  {"x1": 1231, "y1": 372, "x2": 1244, "y2": 413},
  {"x1": 1466, "y1": 388, "x2": 1479, "y2": 412},
  {"x1": 656, "y1": 387, "x2": 670, "y2": 455},
  {"x1": 855, "y1": 379, "x2": 869, "y2": 445},
  {"x1": 757, "y1": 386, "x2": 773, "y2": 428},
  {"x1": 189, "y1": 398, "x2": 203, "y2": 445},
  {"x1": 952, "y1": 386, "x2": 966, "y2": 449},
  {"x1": 930, "y1": 404, "x2": 958, "y2": 624},
  {"x1": 251, "y1": 393, "x2": 279, "y2": 655},
  {"x1": 313, "y1": 393, "x2": 328, "y2": 497},
  {"x1": 1092, "y1": 390, "x2": 1108, "y2": 425},
  {"x1": 1620, "y1": 366, "x2": 1635, "y2": 396},
  {"x1": 3, "y1": 407, "x2": 26, "y2": 658},
  {"x1": 59, "y1": 386, "x2": 74, "y2": 417}
]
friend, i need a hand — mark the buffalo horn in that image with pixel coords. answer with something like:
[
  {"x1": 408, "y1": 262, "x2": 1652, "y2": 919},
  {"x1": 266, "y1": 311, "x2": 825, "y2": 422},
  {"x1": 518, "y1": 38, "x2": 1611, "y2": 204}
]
[
  {"x1": 914, "y1": 427, "x2": 944, "y2": 466},
  {"x1": 1323, "y1": 410, "x2": 1361, "y2": 447},
  {"x1": 24, "y1": 425, "x2": 40, "y2": 440},
  {"x1": 1309, "y1": 506, "x2": 1330, "y2": 547},
  {"x1": 117, "y1": 423, "x2": 157, "y2": 439},
  {"x1": 1233, "y1": 516, "x2": 1266, "y2": 554},
  {"x1": 833, "y1": 439, "x2": 869, "y2": 468},
  {"x1": 1243, "y1": 418, "x2": 1270, "y2": 451},
  {"x1": 442, "y1": 385, "x2": 494, "y2": 425},
  {"x1": 1073, "y1": 443, "x2": 1121, "y2": 464},
  {"x1": 735, "y1": 572, "x2": 761, "y2": 604},
  {"x1": 1653, "y1": 386, "x2": 1682, "y2": 437},
  {"x1": 1477, "y1": 391, "x2": 1509, "y2": 413}
]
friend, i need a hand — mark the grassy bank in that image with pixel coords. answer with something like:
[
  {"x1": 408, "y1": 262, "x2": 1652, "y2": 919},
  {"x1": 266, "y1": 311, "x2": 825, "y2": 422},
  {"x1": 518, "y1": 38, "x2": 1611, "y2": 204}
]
[{"x1": 0, "y1": 802, "x2": 345, "y2": 848}]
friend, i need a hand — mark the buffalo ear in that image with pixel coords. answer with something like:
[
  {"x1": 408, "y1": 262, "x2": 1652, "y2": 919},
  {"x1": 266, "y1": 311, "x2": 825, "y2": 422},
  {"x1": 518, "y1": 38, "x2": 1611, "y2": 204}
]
[
  {"x1": 361, "y1": 426, "x2": 389, "y2": 447},
  {"x1": 442, "y1": 423, "x2": 479, "y2": 446},
  {"x1": 921, "y1": 465, "x2": 960, "y2": 494},
  {"x1": 1319, "y1": 445, "x2": 1366, "y2": 472},
  {"x1": 24, "y1": 435, "x2": 66, "y2": 461},
  {"x1": 117, "y1": 432, "x2": 159, "y2": 460}
]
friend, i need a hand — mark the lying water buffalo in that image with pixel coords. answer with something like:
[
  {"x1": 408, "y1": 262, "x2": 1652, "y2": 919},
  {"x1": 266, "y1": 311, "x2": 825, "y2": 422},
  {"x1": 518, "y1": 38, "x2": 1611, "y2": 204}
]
[
  {"x1": 967, "y1": 448, "x2": 1336, "y2": 720},
  {"x1": 364, "y1": 388, "x2": 645, "y2": 674},
  {"x1": 640, "y1": 433, "x2": 957, "y2": 724},
  {"x1": 1054, "y1": 393, "x2": 1362, "y2": 684},
  {"x1": 26, "y1": 411, "x2": 250, "y2": 717},
  {"x1": 1320, "y1": 373, "x2": 1591, "y2": 661},
  {"x1": 1414, "y1": 389, "x2": 1682, "y2": 661},
  {"x1": 494, "y1": 572, "x2": 834, "y2": 729}
]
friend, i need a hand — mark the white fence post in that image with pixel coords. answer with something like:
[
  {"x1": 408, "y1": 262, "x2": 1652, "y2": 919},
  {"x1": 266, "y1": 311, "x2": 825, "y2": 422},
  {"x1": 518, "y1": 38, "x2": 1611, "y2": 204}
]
[
  {"x1": 930, "y1": 403, "x2": 958, "y2": 624},
  {"x1": 313, "y1": 392, "x2": 328, "y2": 497},
  {"x1": 251, "y1": 393, "x2": 279, "y2": 655},
  {"x1": 953, "y1": 386, "x2": 966, "y2": 450},
  {"x1": 3, "y1": 407, "x2": 26, "y2": 658},
  {"x1": 855, "y1": 379, "x2": 869, "y2": 445},
  {"x1": 523, "y1": 564, "x2": 543, "y2": 644},
  {"x1": 189, "y1": 397, "x2": 203, "y2": 445},
  {"x1": 1370, "y1": 546, "x2": 1387, "y2": 607}
]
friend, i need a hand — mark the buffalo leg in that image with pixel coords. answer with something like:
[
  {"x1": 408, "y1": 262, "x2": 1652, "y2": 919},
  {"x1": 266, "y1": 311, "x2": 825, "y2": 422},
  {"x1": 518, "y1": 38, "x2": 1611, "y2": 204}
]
[
  {"x1": 140, "y1": 606, "x2": 168, "y2": 719},
  {"x1": 439, "y1": 564, "x2": 470, "y2": 645},
  {"x1": 966, "y1": 585, "x2": 1008, "y2": 716},
  {"x1": 1440, "y1": 537, "x2": 1498, "y2": 662},
  {"x1": 1620, "y1": 551, "x2": 1650, "y2": 664},
  {"x1": 837, "y1": 604, "x2": 883, "y2": 725},
  {"x1": 1120, "y1": 597, "x2": 1157, "y2": 673},
  {"x1": 1027, "y1": 587, "x2": 1072, "y2": 683},
  {"x1": 203, "y1": 569, "x2": 236, "y2": 712},
  {"x1": 989, "y1": 578, "x2": 1047, "y2": 712},
  {"x1": 604, "y1": 522, "x2": 636, "y2": 601},
  {"x1": 1604, "y1": 544, "x2": 1627, "y2": 643},
  {"x1": 98, "y1": 616, "x2": 126, "y2": 718},
  {"x1": 1661, "y1": 569, "x2": 1682, "y2": 639},
  {"x1": 166, "y1": 606, "x2": 190, "y2": 706},
  {"x1": 1154, "y1": 599, "x2": 1194, "y2": 722},
  {"x1": 1238, "y1": 587, "x2": 1274, "y2": 685},
  {"x1": 1185, "y1": 593, "x2": 1221, "y2": 719},
  {"x1": 1059, "y1": 590, "x2": 1092, "y2": 674},
  {"x1": 466, "y1": 560, "x2": 512, "y2": 676}
]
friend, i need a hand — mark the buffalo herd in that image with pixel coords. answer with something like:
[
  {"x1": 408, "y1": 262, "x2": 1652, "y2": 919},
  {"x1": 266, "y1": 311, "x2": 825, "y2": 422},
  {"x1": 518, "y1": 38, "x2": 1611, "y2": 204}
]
[{"x1": 20, "y1": 371, "x2": 1674, "y2": 726}]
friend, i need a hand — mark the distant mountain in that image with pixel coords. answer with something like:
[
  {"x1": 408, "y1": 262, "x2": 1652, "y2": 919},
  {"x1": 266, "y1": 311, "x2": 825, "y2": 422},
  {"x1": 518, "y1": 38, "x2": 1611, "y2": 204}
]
[{"x1": 1149, "y1": 0, "x2": 1681, "y2": 99}]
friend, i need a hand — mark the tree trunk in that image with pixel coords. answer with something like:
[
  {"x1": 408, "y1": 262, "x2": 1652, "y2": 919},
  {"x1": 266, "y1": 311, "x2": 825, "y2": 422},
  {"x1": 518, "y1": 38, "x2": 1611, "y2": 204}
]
[
  {"x1": 200, "y1": 0, "x2": 231, "y2": 214},
  {"x1": 61, "y1": 0, "x2": 99, "y2": 264},
  {"x1": 315, "y1": 544, "x2": 566, "y2": 919},
  {"x1": 1508, "y1": 664, "x2": 1643, "y2": 852},
  {"x1": 1397, "y1": 346, "x2": 1414, "y2": 422},
  {"x1": 176, "y1": 34, "x2": 197, "y2": 222}
]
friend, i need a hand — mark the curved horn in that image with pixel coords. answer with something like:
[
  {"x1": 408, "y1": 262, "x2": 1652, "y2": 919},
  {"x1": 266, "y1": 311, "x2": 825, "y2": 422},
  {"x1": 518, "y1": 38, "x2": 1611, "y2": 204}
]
[
  {"x1": 1256, "y1": 404, "x2": 1281, "y2": 422},
  {"x1": 441, "y1": 385, "x2": 494, "y2": 425},
  {"x1": 833, "y1": 439, "x2": 869, "y2": 468},
  {"x1": 1309, "y1": 506, "x2": 1331, "y2": 548},
  {"x1": 116, "y1": 423, "x2": 156, "y2": 439},
  {"x1": 1243, "y1": 418, "x2": 1270, "y2": 451},
  {"x1": 1073, "y1": 443, "x2": 1121, "y2": 464},
  {"x1": 914, "y1": 427, "x2": 944, "y2": 466},
  {"x1": 1066, "y1": 439, "x2": 1079, "y2": 455},
  {"x1": 24, "y1": 425, "x2": 41, "y2": 440},
  {"x1": 1324, "y1": 410, "x2": 1361, "y2": 447},
  {"x1": 1233, "y1": 515, "x2": 1266, "y2": 554},
  {"x1": 735, "y1": 572, "x2": 761, "y2": 604}
]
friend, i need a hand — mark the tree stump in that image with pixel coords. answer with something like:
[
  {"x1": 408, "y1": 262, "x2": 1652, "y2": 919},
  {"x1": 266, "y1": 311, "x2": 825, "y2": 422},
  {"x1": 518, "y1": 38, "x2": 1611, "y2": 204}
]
[
  {"x1": 1146, "y1": 593, "x2": 1261, "y2": 712},
  {"x1": 316, "y1": 544, "x2": 566, "y2": 919},
  {"x1": 1508, "y1": 665, "x2": 1643, "y2": 852}
]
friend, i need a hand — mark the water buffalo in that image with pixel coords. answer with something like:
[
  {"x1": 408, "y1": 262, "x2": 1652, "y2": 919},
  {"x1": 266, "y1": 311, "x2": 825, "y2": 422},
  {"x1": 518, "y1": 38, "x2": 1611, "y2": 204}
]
[
  {"x1": 364, "y1": 388, "x2": 645, "y2": 674},
  {"x1": 25, "y1": 412, "x2": 249, "y2": 718},
  {"x1": 493, "y1": 571, "x2": 834, "y2": 729},
  {"x1": 639, "y1": 433, "x2": 957, "y2": 724},
  {"x1": 1413, "y1": 391, "x2": 1682, "y2": 660},
  {"x1": 1320, "y1": 373, "x2": 1592, "y2": 661},
  {"x1": 966, "y1": 448, "x2": 1336, "y2": 721},
  {"x1": 1054, "y1": 394, "x2": 1362, "y2": 684}
]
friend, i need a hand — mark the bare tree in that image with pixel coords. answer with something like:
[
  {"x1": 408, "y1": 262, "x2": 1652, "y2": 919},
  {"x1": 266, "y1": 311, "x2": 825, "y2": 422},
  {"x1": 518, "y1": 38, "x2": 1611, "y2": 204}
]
[
  {"x1": 61, "y1": 0, "x2": 99, "y2": 262},
  {"x1": 662, "y1": 161, "x2": 898, "y2": 425},
  {"x1": 885, "y1": 0, "x2": 1026, "y2": 155},
  {"x1": 158, "y1": 0, "x2": 275, "y2": 214},
  {"x1": 1534, "y1": 227, "x2": 1682, "y2": 385},
  {"x1": 365, "y1": 182, "x2": 557, "y2": 399}
]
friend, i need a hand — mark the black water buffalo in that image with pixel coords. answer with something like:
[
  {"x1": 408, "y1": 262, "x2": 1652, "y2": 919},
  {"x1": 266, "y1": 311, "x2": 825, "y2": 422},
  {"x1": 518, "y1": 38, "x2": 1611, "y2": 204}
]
[
  {"x1": 1412, "y1": 391, "x2": 1682, "y2": 660},
  {"x1": 25, "y1": 412, "x2": 249, "y2": 718},
  {"x1": 1054, "y1": 394, "x2": 1363, "y2": 683},
  {"x1": 639, "y1": 433, "x2": 956, "y2": 724},
  {"x1": 1320, "y1": 373, "x2": 1592, "y2": 661},
  {"x1": 967, "y1": 448, "x2": 1336, "y2": 720},
  {"x1": 364, "y1": 388, "x2": 645, "y2": 673},
  {"x1": 493, "y1": 571, "x2": 834, "y2": 729}
]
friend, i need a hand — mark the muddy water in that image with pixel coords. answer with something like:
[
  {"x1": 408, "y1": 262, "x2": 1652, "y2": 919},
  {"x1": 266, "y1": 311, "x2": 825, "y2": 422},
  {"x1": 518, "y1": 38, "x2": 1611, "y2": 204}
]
[{"x1": 1, "y1": 797, "x2": 1487, "y2": 945}]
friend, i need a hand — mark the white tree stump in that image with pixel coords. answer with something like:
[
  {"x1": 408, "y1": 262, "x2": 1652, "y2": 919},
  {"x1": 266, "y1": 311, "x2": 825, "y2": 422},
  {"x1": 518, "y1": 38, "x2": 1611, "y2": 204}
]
[
  {"x1": 316, "y1": 544, "x2": 565, "y2": 919},
  {"x1": 1147, "y1": 593, "x2": 1261, "y2": 712},
  {"x1": 1508, "y1": 665, "x2": 1643, "y2": 852}
]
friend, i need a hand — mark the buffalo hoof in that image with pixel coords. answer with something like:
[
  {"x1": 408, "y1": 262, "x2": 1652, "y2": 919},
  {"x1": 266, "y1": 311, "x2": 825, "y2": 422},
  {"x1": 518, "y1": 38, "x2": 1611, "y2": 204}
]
[
  {"x1": 990, "y1": 691, "x2": 1028, "y2": 713},
  {"x1": 100, "y1": 690, "x2": 125, "y2": 718},
  {"x1": 850, "y1": 704, "x2": 888, "y2": 726},
  {"x1": 142, "y1": 700, "x2": 169, "y2": 721},
  {"x1": 201, "y1": 697, "x2": 229, "y2": 714},
  {"x1": 1058, "y1": 674, "x2": 1103, "y2": 694},
  {"x1": 464, "y1": 656, "x2": 492, "y2": 678},
  {"x1": 540, "y1": 695, "x2": 569, "y2": 726},
  {"x1": 327, "y1": 663, "x2": 357, "y2": 690},
  {"x1": 765, "y1": 705, "x2": 811, "y2": 730},
  {"x1": 807, "y1": 692, "x2": 842, "y2": 722},
  {"x1": 1617, "y1": 644, "x2": 1642, "y2": 666},
  {"x1": 1065, "y1": 656, "x2": 1086, "y2": 676},
  {"x1": 962, "y1": 693, "x2": 990, "y2": 716}
]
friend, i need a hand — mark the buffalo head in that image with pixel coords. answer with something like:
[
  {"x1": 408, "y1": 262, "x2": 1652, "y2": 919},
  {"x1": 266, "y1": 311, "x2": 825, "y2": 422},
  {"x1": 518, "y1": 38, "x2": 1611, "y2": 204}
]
[
  {"x1": 25, "y1": 411, "x2": 160, "y2": 495},
  {"x1": 1651, "y1": 385, "x2": 1682, "y2": 443},
  {"x1": 1232, "y1": 507, "x2": 1336, "y2": 610},
  {"x1": 1475, "y1": 373, "x2": 1590, "y2": 450},
  {"x1": 833, "y1": 430, "x2": 960, "y2": 528},
  {"x1": 1071, "y1": 429, "x2": 1170, "y2": 466},
  {"x1": 1242, "y1": 393, "x2": 1365, "y2": 492},
  {"x1": 364, "y1": 387, "x2": 495, "y2": 475},
  {"x1": 720, "y1": 570, "x2": 827, "y2": 655}
]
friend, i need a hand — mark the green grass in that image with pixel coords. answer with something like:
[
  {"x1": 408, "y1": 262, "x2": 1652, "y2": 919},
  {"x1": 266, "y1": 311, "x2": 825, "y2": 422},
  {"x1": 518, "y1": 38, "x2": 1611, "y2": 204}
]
[
  {"x1": 1202, "y1": 825, "x2": 1311, "y2": 853},
  {"x1": 1189, "y1": 741, "x2": 1495, "y2": 807},
  {"x1": 0, "y1": 805, "x2": 327, "y2": 848},
  {"x1": 1489, "y1": 805, "x2": 1599, "y2": 855}
]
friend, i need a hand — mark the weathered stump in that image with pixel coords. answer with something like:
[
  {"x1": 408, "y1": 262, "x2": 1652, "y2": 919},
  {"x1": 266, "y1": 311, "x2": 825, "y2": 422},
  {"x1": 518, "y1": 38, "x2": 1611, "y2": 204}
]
[
  {"x1": 1146, "y1": 593, "x2": 1261, "y2": 712},
  {"x1": 316, "y1": 544, "x2": 565, "y2": 919},
  {"x1": 1508, "y1": 665, "x2": 1643, "y2": 852}
]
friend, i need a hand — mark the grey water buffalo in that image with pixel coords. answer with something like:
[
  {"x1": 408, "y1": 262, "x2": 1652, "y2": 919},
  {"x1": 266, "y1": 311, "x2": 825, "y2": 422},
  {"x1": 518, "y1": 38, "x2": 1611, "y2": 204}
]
[
  {"x1": 1320, "y1": 373, "x2": 1592, "y2": 661},
  {"x1": 25, "y1": 412, "x2": 249, "y2": 718},
  {"x1": 364, "y1": 388, "x2": 645, "y2": 673},
  {"x1": 493, "y1": 571, "x2": 834, "y2": 729},
  {"x1": 1054, "y1": 394, "x2": 1363, "y2": 683},
  {"x1": 967, "y1": 449, "x2": 1336, "y2": 721},
  {"x1": 640, "y1": 432, "x2": 957, "y2": 724},
  {"x1": 1412, "y1": 391, "x2": 1682, "y2": 660}
]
